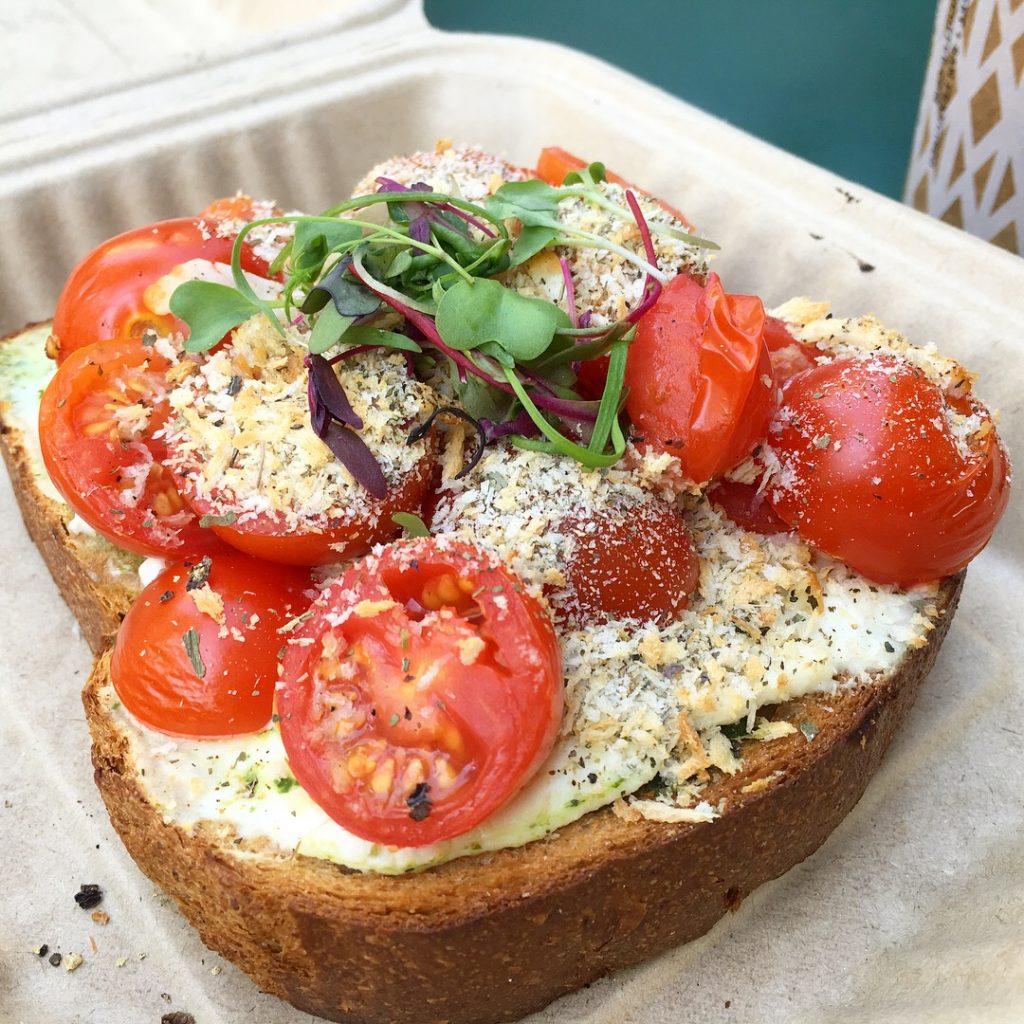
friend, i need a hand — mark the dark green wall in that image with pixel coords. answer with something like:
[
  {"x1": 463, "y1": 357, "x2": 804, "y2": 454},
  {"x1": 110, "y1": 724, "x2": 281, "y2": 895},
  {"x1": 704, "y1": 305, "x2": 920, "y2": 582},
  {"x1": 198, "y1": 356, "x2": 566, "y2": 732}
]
[{"x1": 425, "y1": 0, "x2": 938, "y2": 199}]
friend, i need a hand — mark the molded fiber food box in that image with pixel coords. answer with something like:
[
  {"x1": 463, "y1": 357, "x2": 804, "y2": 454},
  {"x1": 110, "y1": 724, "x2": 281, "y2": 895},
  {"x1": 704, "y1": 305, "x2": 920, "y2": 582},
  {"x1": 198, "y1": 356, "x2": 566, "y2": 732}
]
[{"x1": 1, "y1": 5, "x2": 1023, "y2": 1022}]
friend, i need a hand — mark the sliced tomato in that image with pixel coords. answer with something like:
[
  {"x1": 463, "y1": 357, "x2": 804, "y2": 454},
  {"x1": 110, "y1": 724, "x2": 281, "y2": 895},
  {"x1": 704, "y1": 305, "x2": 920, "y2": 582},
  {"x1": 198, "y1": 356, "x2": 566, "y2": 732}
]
[
  {"x1": 50, "y1": 208, "x2": 278, "y2": 363},
  {"x1": 535, "y1": 146, "x2": 695, "y2": 229},
  {"x1": 767, "y1": 355, "x2": 1011, "y2": 585},
  {"x1": 707, "y1": 478, "x2": 792, "y2": 535},
  {"x1": 277, "y1": 538, "x2": 563, "y2": 847},
  {"x1": 555, "y1": 501, "x2": 699, "y2": 627},
  {"x1": 111, "y1": 554, "x2": 311, "y2": 737},
  {"x1": 173, "y1": 451, "x2": 437, "y2": 567},
  {"x1": 764, "y1": 316, "x2": 818, "y2": 382},
  {"x1": 625, "y1": 272, "x2": 777, "y2": 485},
  {"x1": 38, "y1": 337, "x2": 229, "y2": 558}
]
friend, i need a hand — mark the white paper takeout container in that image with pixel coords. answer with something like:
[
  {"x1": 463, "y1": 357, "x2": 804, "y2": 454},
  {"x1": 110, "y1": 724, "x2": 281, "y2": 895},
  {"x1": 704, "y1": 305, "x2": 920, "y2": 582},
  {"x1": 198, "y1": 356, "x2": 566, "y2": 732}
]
[{"x1": 1, "y1": 6, "x2": 1022, "y2": 1023}]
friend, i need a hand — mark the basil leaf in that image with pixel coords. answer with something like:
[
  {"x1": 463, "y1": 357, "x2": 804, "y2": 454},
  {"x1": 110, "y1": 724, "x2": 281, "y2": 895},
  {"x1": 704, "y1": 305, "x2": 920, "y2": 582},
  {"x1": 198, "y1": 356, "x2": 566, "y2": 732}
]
[
  {"x1": 435, "y1": 278, "x2": 570, "y2": 361},
  {"x1": 170, "y1": 281, "x2": 264, "y2": 353}
]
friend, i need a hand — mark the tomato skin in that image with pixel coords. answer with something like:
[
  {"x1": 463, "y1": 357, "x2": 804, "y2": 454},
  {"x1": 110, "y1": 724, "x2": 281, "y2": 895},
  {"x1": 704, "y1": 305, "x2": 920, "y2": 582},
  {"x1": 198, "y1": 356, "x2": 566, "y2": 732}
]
[
  {"x1": 707, "y1": 478, "x2": 792, "y2": 535},
  {"x1": 277, "y1": 538, "x2": 563, "y2": 847},
  {"x1": 535, "y1": 146, "x2": 695, "y2": 229},
  {"x1": 50, "y1": 214, "x2": 275, "y2": 363},
  {"x1": 111, "y1": 554, "x2": 311, "y2": 737},
  {"x1": 764, "y1": 316, "x2": 818, "y2": 382},
  {"x1": 38, "y1": 337, "x2": 230, "y2": 558},
  {"x1": 767, "y1": 356, "x2": 1011, "y2": 585},
  {"x1": 555, "y1": 501, "x2": 699, "y2": 626},
  {"x1": 625, "y1": 272, "x2": 777, "y2": 484},
  {"x1": 174, "y1": 451, "x2": 437, "y2": 566}
]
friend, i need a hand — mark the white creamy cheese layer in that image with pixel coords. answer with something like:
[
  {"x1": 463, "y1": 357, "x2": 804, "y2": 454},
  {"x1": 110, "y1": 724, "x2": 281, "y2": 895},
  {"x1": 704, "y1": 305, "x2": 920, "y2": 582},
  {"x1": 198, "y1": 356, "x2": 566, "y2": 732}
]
[
  {"x1": 106, "y1": 488, "x2": 937, "y2": 874},
  {"x1": 5, "y1": 305, "x2": 941, "y2": 876},
  {"x1": 0, "y1": 323, "x2": 64, "y2": 503}
]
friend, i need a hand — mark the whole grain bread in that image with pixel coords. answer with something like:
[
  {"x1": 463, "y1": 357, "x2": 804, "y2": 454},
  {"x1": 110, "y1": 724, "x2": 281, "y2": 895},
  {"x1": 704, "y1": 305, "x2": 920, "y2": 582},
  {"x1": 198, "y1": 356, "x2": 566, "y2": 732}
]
[{"x1": 84, "y1": 569, "x2": 961, "y2": 1024}]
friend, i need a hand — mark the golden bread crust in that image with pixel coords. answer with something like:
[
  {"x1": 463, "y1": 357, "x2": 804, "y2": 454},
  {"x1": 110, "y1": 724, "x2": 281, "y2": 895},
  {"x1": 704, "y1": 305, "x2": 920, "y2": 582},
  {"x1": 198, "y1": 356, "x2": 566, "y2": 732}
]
[
  {"x1": 83, "y1": 572, "x2": 963, "y2": 1024},
  {"x1": 0, "y1": 324, "x2": 138, "y2": 652}
]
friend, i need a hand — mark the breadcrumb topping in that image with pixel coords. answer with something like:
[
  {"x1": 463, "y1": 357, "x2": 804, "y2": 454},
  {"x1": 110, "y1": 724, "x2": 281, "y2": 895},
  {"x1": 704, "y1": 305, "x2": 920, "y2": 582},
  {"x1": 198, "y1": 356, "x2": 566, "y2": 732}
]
[
  {"x1": 350, "y1": 143, "x2": 528, "y2": 204},
  {"x1": 506, "y1": 181, "x2": 707, "y2": 324},
  {"x1": 162, "y1": 317, "x2": 437, "y2": 531}
]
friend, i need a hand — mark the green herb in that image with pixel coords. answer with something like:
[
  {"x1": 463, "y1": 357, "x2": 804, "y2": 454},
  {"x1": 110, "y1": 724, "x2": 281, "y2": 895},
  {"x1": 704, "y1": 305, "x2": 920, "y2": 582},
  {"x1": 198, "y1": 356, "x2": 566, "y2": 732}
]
[
  {"x1": 273, "y1": 777, "x2": 298, "y2": 794},
  {"x1": 799, "y1": 720, "x2": 819, "y2": 742},
  {"x1": 169, "y1": 169, "x2": 719, "y2": 478},
  {"x1": 198, "y1": 512, "x2": 238, "y2": 528},
  {"x1": 435, "y1": 278, "x2": 570, "y2": 362},
  {"x1": 170, "y1": 280, "x2": 266, "y2": 353},
  {"x1": 392, "y1": 511, "x2": 431, "y2": 538},
  {"x1": 388, "y1": 713, "x2": 400, "y2": 727},
  {"x1": 721, "y1": 721, "x2": 750, "y2": 741},
  {"x1": 182, "y1": 627, "x2": 205, "y2": 678},
  {"x1": 186, "y1": 555, "x2": 213, "y2": 591}
]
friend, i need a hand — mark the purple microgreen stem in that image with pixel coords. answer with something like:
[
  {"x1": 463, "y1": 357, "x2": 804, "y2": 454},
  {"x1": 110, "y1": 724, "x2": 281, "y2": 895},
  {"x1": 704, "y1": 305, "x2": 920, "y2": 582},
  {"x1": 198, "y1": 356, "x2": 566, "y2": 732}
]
[
  {"x1": 407, "y1": 406, "x2": 487, "y2": 479},
  {"x1": 377, "y1": 178, "x2": 498, "y2": 239}
]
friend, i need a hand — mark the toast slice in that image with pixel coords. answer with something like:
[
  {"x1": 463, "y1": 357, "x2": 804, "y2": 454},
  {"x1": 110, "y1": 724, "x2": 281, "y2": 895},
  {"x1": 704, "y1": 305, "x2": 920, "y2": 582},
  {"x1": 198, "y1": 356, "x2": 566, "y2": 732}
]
[
  {"x1": 0, "y1": 322, "x2": 142, "y2": 651},
  {"x1": 83, "y1": 569, "x2": 961, "y2": 1024},
  {"x1": 3, "y1": 314, "x2": 968, "y2": 1023}
]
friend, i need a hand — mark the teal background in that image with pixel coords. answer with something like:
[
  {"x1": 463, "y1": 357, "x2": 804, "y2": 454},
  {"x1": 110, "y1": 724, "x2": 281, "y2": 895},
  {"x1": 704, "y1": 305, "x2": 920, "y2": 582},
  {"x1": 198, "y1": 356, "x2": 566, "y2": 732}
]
[{"x1": 424, "y1": 1, "x2": 938, "y2": 199}]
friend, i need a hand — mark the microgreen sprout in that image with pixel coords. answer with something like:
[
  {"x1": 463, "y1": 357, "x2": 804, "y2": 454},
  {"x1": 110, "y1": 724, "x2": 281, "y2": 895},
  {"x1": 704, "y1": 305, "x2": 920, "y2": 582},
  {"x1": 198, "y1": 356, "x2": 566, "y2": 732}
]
[{"x1": 169, "y1": 158, "x2": 718, "y2": 485}]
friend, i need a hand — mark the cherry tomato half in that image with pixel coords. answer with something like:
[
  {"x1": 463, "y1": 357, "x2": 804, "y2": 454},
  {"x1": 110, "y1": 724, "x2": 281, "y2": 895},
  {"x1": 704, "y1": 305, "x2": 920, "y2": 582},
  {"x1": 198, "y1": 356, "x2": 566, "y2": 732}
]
[
  {"x1": 764, "y1": 316, "x2": 818, "y2": 382},
  {"x1": 767, "y1": 356, "x2": 1011, "y2": 585},
  {"x1": 535, "y1": 146, "x2": 695, "y2": 229},
  {"x1": 38, "y1": 337, "x2": 229, "y2": 558},
  {"x1": 277, "y1": 538, "x2": 564, "y2": 847},
  {"x1": 173, "y1": 451, "x2": 437, "y2": 567},
  {"x1": 625, "y1": 272, "x2": 777, "y2": 485},
  {"x1": 111, "y1": 554, "x2": 311, "y2": 737},
  {"x1": 706, "y1": 478, "x2": 792, "y2": 535},
  {"x1": 50, "y1": 208, "x2": 277, "y2": 363},
  {"x1": 555, "y1": 501, "x2": 699, "y2": 627}
]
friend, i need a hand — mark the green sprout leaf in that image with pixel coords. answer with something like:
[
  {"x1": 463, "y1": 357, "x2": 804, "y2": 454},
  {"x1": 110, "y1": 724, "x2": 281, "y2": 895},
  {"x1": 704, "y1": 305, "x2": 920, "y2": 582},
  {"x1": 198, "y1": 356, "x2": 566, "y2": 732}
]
[
  {"x1": 487, "y1": 180, "x2": 562, "y2": 226},
  {"x1": 293, "y1": 218, "x2": 362, "y2": 264},
  {"x1": 308, "y1": 303, "x2": 355, "y2": 355},
  {"x1": 435, "y1": 278, "x2": 570, "y2": 362},
  {"x1": 170, "y1": 281, "x2": 265, "y2": 353},
  {"x1": 509, "y1": 225, "x2": 559, "y2": 267},
  {"x1": 392, "y1": 511, "x2": 431, "y2": 538},
  {"x1": 341, "y1": 326, "x2": 421, "y2": 353}
]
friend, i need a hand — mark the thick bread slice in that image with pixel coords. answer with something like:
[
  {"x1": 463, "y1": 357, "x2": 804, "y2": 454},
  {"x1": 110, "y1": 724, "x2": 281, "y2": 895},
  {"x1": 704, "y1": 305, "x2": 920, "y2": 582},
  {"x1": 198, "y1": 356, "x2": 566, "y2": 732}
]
[
  {"x1": 84, "y1": 571, "x2": 962, "y2": 1024},
  {"x1": 0, "y1": 323, "x2": 141, "y2": 652}
]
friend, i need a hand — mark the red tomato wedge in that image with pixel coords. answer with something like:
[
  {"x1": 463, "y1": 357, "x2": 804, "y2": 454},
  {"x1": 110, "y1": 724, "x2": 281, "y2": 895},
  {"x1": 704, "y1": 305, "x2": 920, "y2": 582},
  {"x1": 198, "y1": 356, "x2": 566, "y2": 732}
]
[
  {"x1": 535, "y1": 146, "x2": 695, "y2": 229},
  {"x1": 625, "y1": 272, "x2": 777, "y2": 484},
  {"x1": 555, "y1": 502, "x2": 699, "y2": 627},
  {"x1": 768, "y1": 356, "x2": 1011, "y2": 585},
  {"x1": 277, "y1": 538, "x2": 564, "y2": 847},
  {"x1": 38, "y1": 336, "x2": 229, "y2": 558},
  {"x1": 111, "y1": 554, "x2": 311, "y2": 737},
  {"x1": 50, "y1": 207, "x2": 278, "y2": 363}
]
